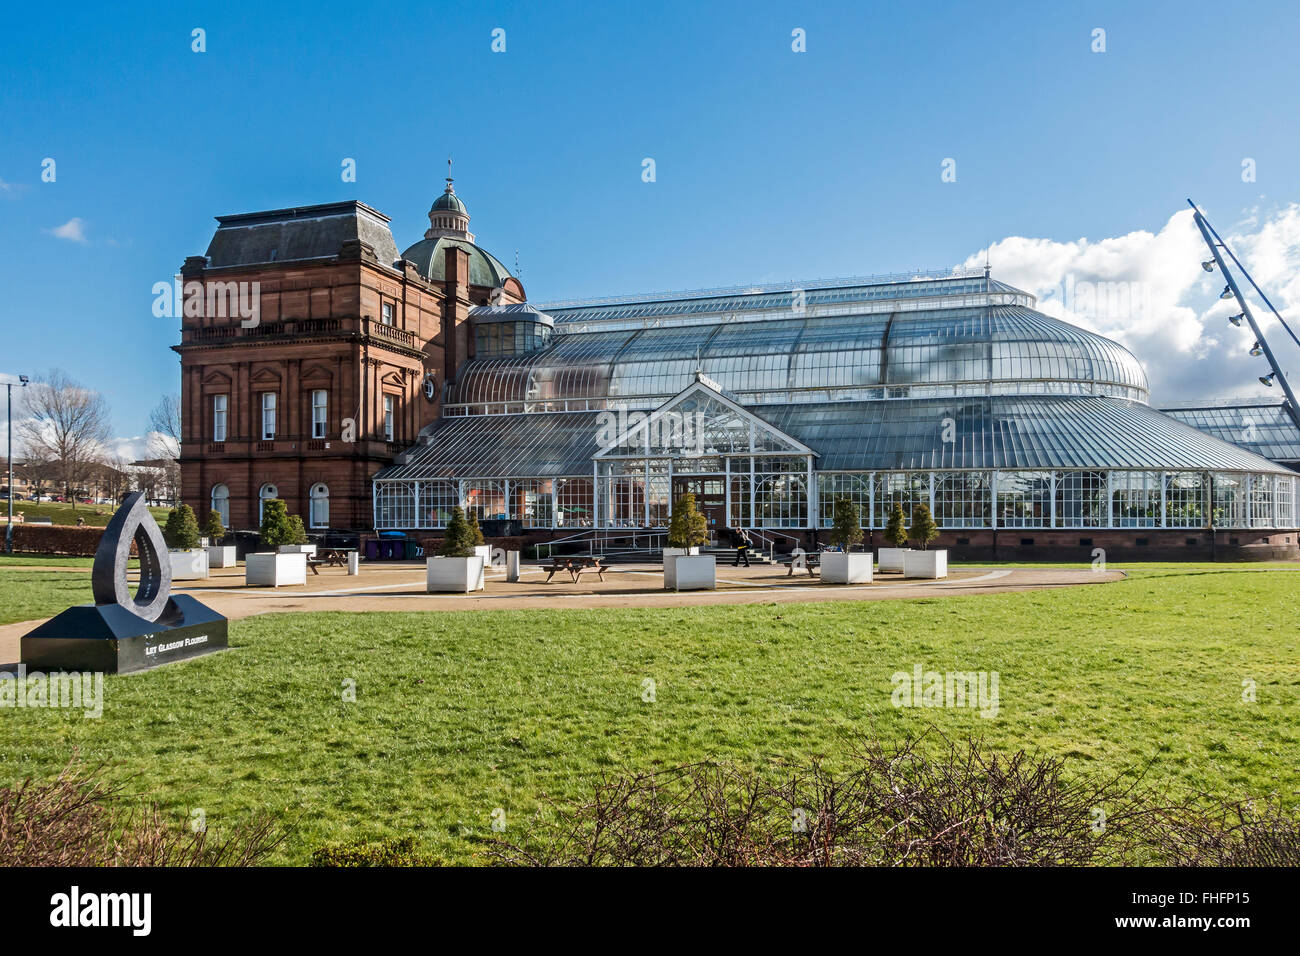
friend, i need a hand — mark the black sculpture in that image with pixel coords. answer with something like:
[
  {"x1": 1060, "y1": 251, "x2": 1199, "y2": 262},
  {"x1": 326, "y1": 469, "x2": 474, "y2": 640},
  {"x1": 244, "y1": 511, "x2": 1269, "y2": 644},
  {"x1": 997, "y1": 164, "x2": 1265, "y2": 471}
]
[{"x1": 22, "y1": 492, "x2": 228, "y2": 673}]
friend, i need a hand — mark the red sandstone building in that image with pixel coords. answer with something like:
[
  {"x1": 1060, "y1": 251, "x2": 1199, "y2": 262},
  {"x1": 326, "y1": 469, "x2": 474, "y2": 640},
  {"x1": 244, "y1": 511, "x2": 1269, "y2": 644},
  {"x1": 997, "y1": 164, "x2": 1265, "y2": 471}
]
[{"x1": 174, "y1": 178, "x2": 523, "y2": 534}]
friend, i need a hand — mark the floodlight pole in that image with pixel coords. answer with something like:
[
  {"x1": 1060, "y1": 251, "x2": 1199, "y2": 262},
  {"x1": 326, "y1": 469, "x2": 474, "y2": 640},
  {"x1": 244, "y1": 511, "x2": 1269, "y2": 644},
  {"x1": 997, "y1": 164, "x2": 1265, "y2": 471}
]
[{"x1": 1188, "y1": 199, "x2": 1300, "y2": 430}]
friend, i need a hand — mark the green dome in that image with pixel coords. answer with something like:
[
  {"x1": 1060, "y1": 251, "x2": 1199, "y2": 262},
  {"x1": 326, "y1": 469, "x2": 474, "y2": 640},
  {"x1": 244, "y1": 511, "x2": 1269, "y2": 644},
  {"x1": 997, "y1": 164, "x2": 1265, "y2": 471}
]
[
  {"x1": 431, "y1": 190, "x2": 467, "y2": 215},
  {"x1": 401, "y1": 236, "x2": 512, "y2": 287}
]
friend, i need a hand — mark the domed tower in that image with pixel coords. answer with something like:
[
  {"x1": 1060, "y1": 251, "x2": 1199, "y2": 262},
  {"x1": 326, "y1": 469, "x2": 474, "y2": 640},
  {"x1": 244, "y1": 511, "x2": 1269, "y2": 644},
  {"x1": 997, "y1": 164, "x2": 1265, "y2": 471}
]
[
  {"x1": 424, "y1": 161, "x2": 474, "y2": 241},
  {"x1": 400, "y1": 162, "x2": 521, "y2": 296}
]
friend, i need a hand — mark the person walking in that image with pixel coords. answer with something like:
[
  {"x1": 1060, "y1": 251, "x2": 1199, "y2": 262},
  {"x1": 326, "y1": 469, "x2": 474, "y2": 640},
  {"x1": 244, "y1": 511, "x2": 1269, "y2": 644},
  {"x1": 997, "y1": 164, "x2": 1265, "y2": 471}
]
[{"x1": 732, "y1": 526, "x2": 751, "y2": 567}]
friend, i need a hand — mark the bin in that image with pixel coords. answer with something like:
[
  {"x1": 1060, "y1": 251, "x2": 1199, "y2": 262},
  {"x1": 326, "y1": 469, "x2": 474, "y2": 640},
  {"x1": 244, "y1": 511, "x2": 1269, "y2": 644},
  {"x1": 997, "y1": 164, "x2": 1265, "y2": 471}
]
[{"x1": 364, "y1": 539, "x2": 380, "y2": 561}]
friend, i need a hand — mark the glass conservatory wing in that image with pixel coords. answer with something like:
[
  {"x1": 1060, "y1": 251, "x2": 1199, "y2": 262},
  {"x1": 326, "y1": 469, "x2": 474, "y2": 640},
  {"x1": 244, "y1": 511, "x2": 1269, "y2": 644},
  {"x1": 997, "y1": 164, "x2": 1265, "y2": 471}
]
[
  {"x1": 375, "y1": 411, "x2": 604, "y2": 480},
  {"x1": 594, "y1": 378, "x2": 817, "y2": 459},
  {"x1": 1162, "y1": 402, "x2": 1300, "y2": 464}
]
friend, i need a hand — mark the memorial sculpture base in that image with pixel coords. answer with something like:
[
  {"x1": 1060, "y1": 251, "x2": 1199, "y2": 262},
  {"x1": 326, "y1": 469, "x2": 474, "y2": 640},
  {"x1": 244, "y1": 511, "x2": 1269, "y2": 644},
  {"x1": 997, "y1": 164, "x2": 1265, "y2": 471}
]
[
  {"x1": 20, "y1": 490, "x2": 230, "y2": 675},
  {"x1": 22, "y1": 595, "x2": 229, "y2": 674}
]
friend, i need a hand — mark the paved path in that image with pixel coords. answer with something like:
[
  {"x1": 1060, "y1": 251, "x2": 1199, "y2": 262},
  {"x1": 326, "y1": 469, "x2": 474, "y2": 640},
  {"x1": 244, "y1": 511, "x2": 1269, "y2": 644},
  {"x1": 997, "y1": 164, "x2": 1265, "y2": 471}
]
[{"x1": 0, "y1": 561, "x2": 1126, "y2": 665}]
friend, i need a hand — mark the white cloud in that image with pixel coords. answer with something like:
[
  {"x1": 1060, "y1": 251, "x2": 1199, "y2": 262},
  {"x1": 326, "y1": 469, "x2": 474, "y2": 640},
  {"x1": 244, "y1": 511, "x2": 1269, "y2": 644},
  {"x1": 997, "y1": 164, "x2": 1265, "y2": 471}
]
[
  {"x1": 47, "y1": 217, "x2": 88, "y2": 242},
  {"x1": 963, "y1": 204, "x2": 1300, "y2": 405}
]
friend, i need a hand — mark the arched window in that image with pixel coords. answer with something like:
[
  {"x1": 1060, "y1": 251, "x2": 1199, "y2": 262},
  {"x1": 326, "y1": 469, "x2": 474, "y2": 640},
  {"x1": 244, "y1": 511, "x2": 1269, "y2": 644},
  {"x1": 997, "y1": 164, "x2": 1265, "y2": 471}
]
[
  {"x1": 310, "y1": 483, "x2": 330, "y2": 528},
  {"x1": 259, "y1": 483, "x2": 278, "y2": 523},
  {"x1": 210, "y1": 484, "x2": 230, "y2": 528}
]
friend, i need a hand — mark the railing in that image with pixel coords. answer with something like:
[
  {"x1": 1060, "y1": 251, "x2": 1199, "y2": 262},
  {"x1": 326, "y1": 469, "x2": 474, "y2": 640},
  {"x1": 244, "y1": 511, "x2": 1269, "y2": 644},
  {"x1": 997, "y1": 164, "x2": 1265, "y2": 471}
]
[
  {"x1": 535, "y1": 528, "x2": 669, "y2": 559},
  {"x1": 749, "y1": 528, "x2": 800, "y2": 561}
]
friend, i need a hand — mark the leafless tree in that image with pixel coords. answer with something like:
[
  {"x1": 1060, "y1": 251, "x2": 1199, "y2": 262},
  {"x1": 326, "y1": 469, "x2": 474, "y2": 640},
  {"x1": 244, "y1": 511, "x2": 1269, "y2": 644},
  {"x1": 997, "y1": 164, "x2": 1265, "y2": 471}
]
[
  {"x1": 147, "y1": 394, "x2": 181, "y2": 460},
  {"x1": 18, "y1": 370, "x2": 111, "y2": 510}
]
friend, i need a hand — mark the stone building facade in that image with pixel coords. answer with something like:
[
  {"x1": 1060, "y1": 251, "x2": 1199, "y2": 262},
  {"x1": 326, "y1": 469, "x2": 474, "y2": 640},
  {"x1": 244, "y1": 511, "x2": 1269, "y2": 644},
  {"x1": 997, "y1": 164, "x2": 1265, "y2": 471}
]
[{"x1": 174, "y1": 180, "x2": 524, "y2": 533}]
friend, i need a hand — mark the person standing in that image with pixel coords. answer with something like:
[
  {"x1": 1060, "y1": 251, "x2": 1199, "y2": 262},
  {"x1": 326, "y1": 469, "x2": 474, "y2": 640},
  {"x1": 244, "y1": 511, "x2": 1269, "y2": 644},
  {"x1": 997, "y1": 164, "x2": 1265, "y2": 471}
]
[{"x1": 733, "y1": 526, "x2": 751, "y2": 567}]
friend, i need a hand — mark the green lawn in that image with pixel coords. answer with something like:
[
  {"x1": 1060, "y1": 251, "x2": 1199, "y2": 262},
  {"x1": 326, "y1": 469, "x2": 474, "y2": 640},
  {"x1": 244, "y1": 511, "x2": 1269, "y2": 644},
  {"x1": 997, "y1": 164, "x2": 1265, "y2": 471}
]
[
  {"x1": 3, "y1": 501, "x2": 170, "y2": 528},
  {"x1": 0, "y1": 563, "x2": 1297, "y2": 864}
]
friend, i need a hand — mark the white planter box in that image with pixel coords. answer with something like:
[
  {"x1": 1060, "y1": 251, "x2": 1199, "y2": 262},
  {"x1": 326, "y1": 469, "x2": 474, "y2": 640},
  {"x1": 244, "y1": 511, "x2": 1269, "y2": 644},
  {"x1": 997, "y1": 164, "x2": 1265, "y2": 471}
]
[
  {"x1": 279, "y1": 544, "x2": 317, "y2": 556},
  {"x1": 169, "y1": 549, "x2": 209, "y2": 580},
  {"x1": 877, "y1": 547, "x2": 912, "y2": 572},
  {"x1": 902, "y1": 549, "x2": 948, "y2": 579},
  {"x1": 426, "y1": 556, "x2": 486, "y2": 593},
  {"x1": 665, "y1": 553, "x2": 716, "y2": 591},
  {"x1": 206, "y1": 545, "x2": 237, "y2": 568},
  {"x1": 821, "y1": 551, "x2": 873, "y2": 584},
  {"x1": 246, "y1": 551, "x2": 307, "y2": 587}
]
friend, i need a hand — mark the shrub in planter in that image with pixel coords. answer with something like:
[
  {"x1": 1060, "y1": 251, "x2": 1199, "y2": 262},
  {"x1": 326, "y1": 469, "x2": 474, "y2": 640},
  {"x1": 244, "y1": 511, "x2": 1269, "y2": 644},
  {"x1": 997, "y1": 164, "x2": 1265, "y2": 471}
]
[
  {"x1": 883, "y1": 504, "x2": 909, "y2": 549},
  {"x1": 909, "y1": 503, "x2": 940, "y2": 551},
  {"x1": 822, "y1": 496, "x2": 871, "y2": 583},
  {"x1": 429, "y1": 507, "x2": 485, "y2": 592},
  {"x1": 439, "y1": 508, "x2": 475, "y2": 557},
  {"x1": 829, "y1": 496, "x2": 864, "y2": 551},
  {"x1": 259, "y1": 499, "x2": 294, "y2": 549},
  {"x1": 666, "y1": 494, "x2": 708, "y2": 550},
  {"x1": 465, "y1": 510, "x2": 485, "y2": 548},
  {"x1": 163, "y1": 504, "x2": 201, "y2": 551},
  {"x1": 203, "y1": 509, "x2": 225, "y2": 544}
]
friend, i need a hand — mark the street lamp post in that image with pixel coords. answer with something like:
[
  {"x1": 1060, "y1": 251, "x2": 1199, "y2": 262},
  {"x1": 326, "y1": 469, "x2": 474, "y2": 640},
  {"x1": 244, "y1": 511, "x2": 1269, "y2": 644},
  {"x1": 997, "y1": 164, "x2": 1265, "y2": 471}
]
[{"x1": 6, "y1": 375, "x2": 30, "y2": 553}]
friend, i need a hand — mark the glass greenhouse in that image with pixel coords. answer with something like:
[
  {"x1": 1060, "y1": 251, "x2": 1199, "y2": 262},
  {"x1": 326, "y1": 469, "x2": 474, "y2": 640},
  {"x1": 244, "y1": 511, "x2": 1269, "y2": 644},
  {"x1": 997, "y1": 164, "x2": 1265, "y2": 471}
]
[{"x1": 374, "y1": 270, "x2": 1297, "y2": 535}]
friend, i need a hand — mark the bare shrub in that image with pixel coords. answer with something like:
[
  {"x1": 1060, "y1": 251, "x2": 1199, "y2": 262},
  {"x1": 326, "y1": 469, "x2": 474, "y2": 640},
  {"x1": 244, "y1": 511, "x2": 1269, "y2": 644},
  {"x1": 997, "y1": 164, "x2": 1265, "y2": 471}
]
[
  {"x1": 0, "y1": 759, "x2": 285, "y2": 867},
  {"x1": 490, "y1": 732, "x2": 1297, "y2": 867}
]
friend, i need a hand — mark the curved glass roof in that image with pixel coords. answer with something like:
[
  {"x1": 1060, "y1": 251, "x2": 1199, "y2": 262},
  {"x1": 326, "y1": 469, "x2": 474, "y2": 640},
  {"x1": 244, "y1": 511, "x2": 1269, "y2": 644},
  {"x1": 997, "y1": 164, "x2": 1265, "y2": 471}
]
[{"x1": 447, "y1": 303, "x2": 1149, "y2": 407}]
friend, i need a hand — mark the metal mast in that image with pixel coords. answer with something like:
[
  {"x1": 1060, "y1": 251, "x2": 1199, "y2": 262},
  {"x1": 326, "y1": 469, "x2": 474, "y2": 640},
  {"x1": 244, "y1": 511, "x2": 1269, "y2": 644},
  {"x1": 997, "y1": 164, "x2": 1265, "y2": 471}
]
[{"x1": 1188, "y1": 199, "x2": 1300, "y2": 430}]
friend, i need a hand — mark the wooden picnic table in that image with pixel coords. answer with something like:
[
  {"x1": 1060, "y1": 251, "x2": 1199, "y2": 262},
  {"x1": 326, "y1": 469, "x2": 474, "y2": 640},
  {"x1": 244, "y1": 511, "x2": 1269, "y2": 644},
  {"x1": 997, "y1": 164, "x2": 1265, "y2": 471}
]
[
  {"x1": 307, "y1": 548, "x2": 355, "y2": 574},
  {"x1": 543, "y1": 555, "x2": 606, "y2": 583}
]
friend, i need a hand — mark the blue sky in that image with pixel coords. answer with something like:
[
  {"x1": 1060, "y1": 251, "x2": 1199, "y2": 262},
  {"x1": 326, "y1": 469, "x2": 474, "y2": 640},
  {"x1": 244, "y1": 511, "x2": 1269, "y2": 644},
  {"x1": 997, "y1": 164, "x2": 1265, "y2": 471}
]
[{"x1": 2, "y1": 0, "x2": 1299, "y2": 447}]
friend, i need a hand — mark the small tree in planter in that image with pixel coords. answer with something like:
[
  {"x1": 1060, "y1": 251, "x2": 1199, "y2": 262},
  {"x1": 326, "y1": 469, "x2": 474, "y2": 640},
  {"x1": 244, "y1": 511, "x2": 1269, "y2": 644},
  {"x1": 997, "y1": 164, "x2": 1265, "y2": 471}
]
[
  {"x1": 829, "y1": 496, "x2": 863, "y2": 552},
  {"x1": 909, "y1": 502, "x2": 939, "y2": 551},
  {"x1": 428, "y1": 507, "x2": 485, "y2": 592},
  {"x1": 822, "y1": 496, "x2": 871, "y2": 583},
  {"x1": 259, "y1": 499, "x2": 295, "y2": 549},
  {"x1": 664, "y1": 494, "x2": 713, "y2": 590},
  {"x1": 286, "y1": 514, "x2": 309, "y2": 546},
  {"x1": 667, "y1": 494, "x2": 708, "y2": 550},
  {"x1": 466, "y1": 509, "x2": 486, "y2": 547},
  {"x1": 203, "y1": 508, "x2": 225, "y2": 543},
  {"x1": 163, "y1": 504, "x2": 201, "y2": 550},
  {"x1": 439, "y1": 507, "x2": 475, "y2": 557},
  {"x1": 883, "y1": 504, "x2": 909, "y2": 548},
  {"x1": 163, "y1": 503, "x2": 207, "y2": 579}
]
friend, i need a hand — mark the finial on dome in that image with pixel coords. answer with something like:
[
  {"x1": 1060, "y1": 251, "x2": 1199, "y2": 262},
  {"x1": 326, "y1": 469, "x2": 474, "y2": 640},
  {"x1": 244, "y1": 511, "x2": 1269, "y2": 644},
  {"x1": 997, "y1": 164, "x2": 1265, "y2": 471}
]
[{"x1": 446, "y1": 156, "x2": 454, "y2": 193}]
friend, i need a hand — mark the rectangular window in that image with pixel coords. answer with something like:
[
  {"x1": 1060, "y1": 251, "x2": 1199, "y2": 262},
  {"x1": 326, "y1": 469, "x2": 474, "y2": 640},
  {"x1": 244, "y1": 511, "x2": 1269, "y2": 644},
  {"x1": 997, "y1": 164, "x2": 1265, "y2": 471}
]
[
  {"x1": 381, "y1": 302, "x2": 394, "y2": 326},
  {"x1": 261, "y1": 392, "x2": 277, "y2": 440},
  {"x1": 311, "y1": 389, "x2": 327, "y2": 439},
  {"x1": 212, "y1": 395, "x2": 228, "y2": 443},
  {"x1": 383, "y1": 395, "x2": 395, "y2": 442}
]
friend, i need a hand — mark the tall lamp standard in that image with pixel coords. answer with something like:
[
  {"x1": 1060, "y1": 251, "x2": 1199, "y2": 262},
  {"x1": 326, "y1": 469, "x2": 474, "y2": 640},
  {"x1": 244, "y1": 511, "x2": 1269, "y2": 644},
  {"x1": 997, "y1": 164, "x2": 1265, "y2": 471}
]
[{"x1": 5, "y1": 374, "x2": 29, "y2": 553}]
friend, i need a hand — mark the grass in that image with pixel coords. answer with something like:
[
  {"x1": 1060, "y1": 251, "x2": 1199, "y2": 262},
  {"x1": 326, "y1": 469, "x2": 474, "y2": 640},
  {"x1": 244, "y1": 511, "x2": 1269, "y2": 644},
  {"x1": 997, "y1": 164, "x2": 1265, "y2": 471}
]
[
  {"x1": 0, "y1": 562, "x2": 1297, "y2": 864},
  {"x1": 2, "y1": 501, "x2": 170, "y2": 528}
]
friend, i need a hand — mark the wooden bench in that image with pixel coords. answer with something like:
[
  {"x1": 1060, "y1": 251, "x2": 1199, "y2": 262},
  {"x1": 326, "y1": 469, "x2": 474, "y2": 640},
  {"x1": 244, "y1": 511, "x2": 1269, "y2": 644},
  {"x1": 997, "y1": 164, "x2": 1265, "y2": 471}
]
[{"x1": 544, "y1": 555, "x2": 607, "y2": 583}]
